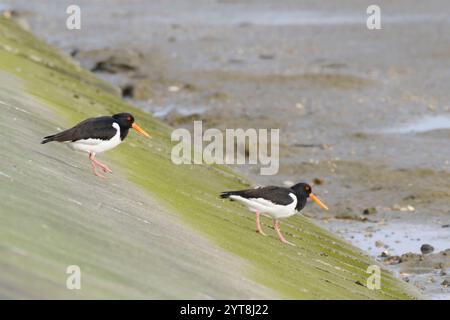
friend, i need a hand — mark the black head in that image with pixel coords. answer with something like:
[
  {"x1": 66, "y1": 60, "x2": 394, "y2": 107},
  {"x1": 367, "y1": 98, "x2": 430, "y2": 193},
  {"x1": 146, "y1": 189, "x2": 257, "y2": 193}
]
[
  {"x1": 290, "y1": 182, "x2": 312, "y2": 197},
  {"x1": 112, "y1": 113, "x2": 134, "y2": 129},
  {"x1": 290, "y1": 182, "x2": 328, "y2": 211},
  {"x1": 112, "y1": 113, "x2": 150, "y2": 137}
]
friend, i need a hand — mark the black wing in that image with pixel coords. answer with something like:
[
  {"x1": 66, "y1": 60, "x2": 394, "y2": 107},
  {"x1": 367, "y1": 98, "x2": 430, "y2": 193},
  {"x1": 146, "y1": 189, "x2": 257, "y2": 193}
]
[
  {"x1": 220, "y1": 186, "x2": 295, "y2": 206},
  {"x1": 41, "y1": 116, "x2": 117, "y2": 144}
]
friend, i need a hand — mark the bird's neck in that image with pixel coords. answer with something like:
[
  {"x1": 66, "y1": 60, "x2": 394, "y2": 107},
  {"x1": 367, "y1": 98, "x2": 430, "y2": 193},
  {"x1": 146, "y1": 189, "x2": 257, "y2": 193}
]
[
  {"x1": 120, "y1": 128, "x2": 129, "y2": 141},
  {"x1": 294, "y1": 192, "x2": 307, "y2": 211}
]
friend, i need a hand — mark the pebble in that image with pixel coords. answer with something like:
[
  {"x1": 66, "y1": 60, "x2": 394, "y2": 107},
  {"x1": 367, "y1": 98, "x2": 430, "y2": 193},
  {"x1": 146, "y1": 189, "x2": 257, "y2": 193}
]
[
  {"x1": 363, "y1": 207, "x2": 377, "y2": 215},
  {"x1": 392, "y1": 204, "x2": 415, "y2": 212},
  {"x1": 375, "y1": 240, "x2": 384, "y2": 248},
  {"x1": 441, "y1": 279, "x2": 450, "y2": 287},
  {"x1": 420, "y1": 244, "x2": 434, "y2": 255},
  {"x1": 313, "y1": 178, "x2": 324, "y2": 185},
  {"x1": 295, "y1": 102, "x2": 305, "y2": 110},
  {"x1": 168, "y1": 85, "x2": 180, "y2": 92},
  {"x1": 384, "y1": 255, "x2": 401, "y2": 265},
  {"x1": 380, "y1": 250, "x2": 389, "y2": 257},
  {"x1": 259, "y1": 54, "x2": 275, "y2": 60}
]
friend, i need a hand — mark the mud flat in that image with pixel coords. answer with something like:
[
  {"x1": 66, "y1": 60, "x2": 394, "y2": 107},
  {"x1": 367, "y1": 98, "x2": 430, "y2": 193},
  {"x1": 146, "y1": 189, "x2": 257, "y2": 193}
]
[
  {"x1": 0, "y1": 15, "x2": 423, "y2": 299},
  {"x1": 7, "y1": 0, "x2": 450, "y2": 298}
]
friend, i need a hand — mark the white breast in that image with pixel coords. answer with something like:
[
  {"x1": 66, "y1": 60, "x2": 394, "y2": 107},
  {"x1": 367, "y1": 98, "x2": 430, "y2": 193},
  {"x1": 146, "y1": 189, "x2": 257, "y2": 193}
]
[
  {"x1": 230, "y1": 193, "x2": 298, "y2": 219},
  {"x1": 68, "y1": 123, "x2": 122, "y2": 154}
]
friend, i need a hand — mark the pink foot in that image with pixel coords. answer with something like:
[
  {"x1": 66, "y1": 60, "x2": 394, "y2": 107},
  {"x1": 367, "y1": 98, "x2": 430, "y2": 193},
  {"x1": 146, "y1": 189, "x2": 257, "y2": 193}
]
[
  {"x1": 98, "y1": 163, "x2": 113, "y2": 173},
  {"x1": 273, "y1": 220, "x2": 295, "y2": 246},
  {"x1": 279, "y1": 237, "x2": 295, "y2": 246},
  {"x1": 90, "y1": 161, "x2": 106, "y2": 178},
  {"x1": 89, "y1": 153, "x2": 112, "y2": 177},
  {"x1": 93, "y1": 170, "x2": 106, "y2": 178}
]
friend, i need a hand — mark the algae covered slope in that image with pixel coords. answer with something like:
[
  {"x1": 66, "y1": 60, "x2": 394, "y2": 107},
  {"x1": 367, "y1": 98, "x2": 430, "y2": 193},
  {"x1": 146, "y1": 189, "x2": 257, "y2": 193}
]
[{"x1": 0, "y1": 17, "x2": 419, "y2": 299}]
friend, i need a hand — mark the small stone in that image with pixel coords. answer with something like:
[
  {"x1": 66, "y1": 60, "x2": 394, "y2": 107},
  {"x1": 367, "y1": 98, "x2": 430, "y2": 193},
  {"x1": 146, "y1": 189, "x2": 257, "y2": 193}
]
[
  {"x1": 420, "y1": 244, "x2": 434, "y2": 255},
  {"x1": 121, "y1": 85, "x2": 134, "y2": 98},
  {"x1": 441, "y1": 279, "x2": 450, "y2": 287},
  {"x1": 375, "y1": 240, "x2": 384, "y2": 248},
  {"x1": 90, "y1": 49, "x2": 141, "y2": 73},
  {"x1": 313, "y1": 178, "x2": 324, "y2": 185},
  {"x1": 381, "y1": 250, "x2": 389, "y2": 257},
  {"x1": 384, "y1": 255, "x2": 401, "y2": 265},
  {"x1": 392, "y1": 204, "x2": 415, "y2": 212},
  {"x1": 168, "y1": 85, "x2": 180, "y2": 92},
  {"x1": 442, "y1": 224, "x2": 450, "y2": 228},
  {"x1": 259, "y1": 53, "x2": 275, "y2": 60},
  {"x1": 363, "y1": 207, "x2": 377, "y2": 215},
  {"x1": 183, "y1": 83, "x2": 196, "y2": 91}
]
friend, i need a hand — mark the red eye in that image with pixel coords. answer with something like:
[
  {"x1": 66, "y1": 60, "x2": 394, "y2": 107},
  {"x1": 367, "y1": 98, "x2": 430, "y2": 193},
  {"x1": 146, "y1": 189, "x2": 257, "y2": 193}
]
[{"x1": 127, "y1": 116, "x2": 131, "y2": 121}]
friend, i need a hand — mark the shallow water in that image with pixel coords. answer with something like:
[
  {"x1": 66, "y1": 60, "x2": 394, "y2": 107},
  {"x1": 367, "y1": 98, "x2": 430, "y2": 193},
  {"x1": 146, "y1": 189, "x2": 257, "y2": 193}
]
[
  {"x1": 326, "y1": 220, "x2": 450, "y2": 257},
  {"x1": 384, "y1": 115, "x2": 450, "y2": 134},
  {"x1": 134, "y1": 11, "x2": 449, "y2": 27},
  {"x1": 129, "y1": 99, "x2": 208, "y2": 119}
]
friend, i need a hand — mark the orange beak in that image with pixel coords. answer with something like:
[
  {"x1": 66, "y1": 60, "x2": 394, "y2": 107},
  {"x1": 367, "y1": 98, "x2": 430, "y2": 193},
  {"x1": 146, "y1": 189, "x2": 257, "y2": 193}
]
[
  {"x1": 132, "y1": 123, "x2": 150, "y2": 137},
  {"x1": 309, "y1": 193, "x2": 329, "y2": 211}
]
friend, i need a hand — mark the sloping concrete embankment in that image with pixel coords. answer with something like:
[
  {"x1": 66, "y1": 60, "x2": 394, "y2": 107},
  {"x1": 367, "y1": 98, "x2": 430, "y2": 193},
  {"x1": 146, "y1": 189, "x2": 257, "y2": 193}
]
[{"x1": 0, "y1": 17, "x2": 419, "y2": 299}]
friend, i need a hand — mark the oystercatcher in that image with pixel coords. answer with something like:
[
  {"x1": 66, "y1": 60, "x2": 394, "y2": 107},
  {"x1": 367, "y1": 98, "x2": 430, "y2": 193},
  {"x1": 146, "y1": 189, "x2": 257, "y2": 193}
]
[
  {"x1": 41, "y1": 113, "x2": 150, "y2": 177},
  {"x1": 220, "y1": 183, "x2": 328, "y2": 245}
]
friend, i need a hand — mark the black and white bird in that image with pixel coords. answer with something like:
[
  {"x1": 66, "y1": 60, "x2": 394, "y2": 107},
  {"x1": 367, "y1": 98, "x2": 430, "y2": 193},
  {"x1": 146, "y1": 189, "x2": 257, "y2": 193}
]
[
  {"x1": 220, "y1": 183, "x2": 328, "y2": 245},
  {"x1": 41, "y1": 113, "x2": 150, "y2": 177}
]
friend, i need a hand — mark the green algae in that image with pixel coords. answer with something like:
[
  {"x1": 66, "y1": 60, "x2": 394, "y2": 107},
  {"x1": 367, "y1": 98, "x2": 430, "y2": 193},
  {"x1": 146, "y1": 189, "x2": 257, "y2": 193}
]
[{"x1": 0, "y1": 17, "x2": 419, "y2": 299}]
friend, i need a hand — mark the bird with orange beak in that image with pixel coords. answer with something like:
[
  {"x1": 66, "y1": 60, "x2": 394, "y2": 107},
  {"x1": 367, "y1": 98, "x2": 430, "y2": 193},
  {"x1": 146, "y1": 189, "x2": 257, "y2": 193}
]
[
  {"x1": 41, "y1": 113, "x2": 150, "y2": 177},
  {"x1": 220, "y1": 182, "x2": 328, "y2": 245}
]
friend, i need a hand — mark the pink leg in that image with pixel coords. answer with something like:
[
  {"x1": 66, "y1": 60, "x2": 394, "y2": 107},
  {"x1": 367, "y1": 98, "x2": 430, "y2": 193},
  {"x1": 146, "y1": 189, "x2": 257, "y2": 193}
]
[
  {"x1": 89, "y1": 156, "x2": 104, "y2": 177},
  {"x1": 255, "y1": 212, "x2": 267, "y2": 236},
  {"x1": 273, "y1": 219, "x2": 295, "y2": 246},
  {"x1": 89, "y1": 153, "x2": 112, "y2": 174},
  {"x1": 89, "y1": 153, "x2": 109, "y2": 177}
]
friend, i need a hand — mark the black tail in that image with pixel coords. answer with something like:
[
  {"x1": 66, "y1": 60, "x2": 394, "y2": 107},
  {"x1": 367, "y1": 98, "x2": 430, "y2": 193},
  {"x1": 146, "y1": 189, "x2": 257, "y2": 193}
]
[
  {"x1": 220, "y1": 191, "x2": 239, "y2": 199},
  {"x1": 41, "y1": 134, "x2": 56, "y2": 144}
]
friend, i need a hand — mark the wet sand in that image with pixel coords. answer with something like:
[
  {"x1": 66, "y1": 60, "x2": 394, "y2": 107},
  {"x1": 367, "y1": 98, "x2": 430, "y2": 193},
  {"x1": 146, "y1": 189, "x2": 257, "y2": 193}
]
[{"x1": 8, "y1": 0, "x2": 450, "y2": 298}]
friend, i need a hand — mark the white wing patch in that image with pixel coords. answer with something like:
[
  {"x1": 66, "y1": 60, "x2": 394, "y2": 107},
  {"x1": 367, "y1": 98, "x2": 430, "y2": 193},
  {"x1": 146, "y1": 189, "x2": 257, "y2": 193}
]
[
  {"x1": 72, "y1": 138, "x2": 105, "y2": 145},
  {"x1": 68, "y1": 122, "x2": 122, "y2": 154},
  {"x1": 230, "y1": 193, "x2": 298, "y2": 219}
]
